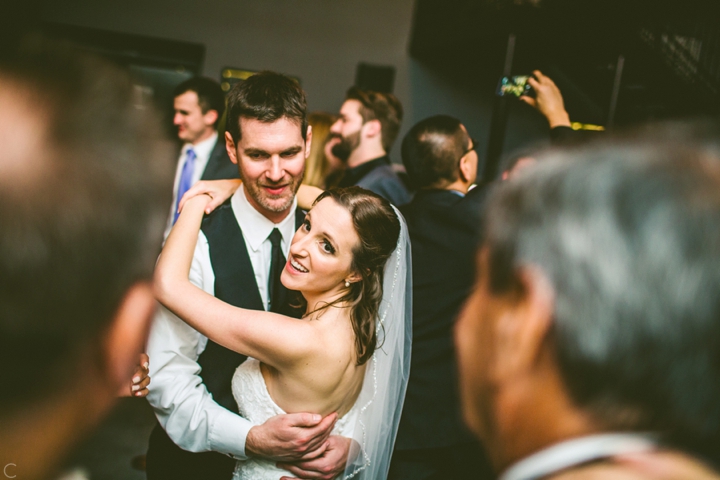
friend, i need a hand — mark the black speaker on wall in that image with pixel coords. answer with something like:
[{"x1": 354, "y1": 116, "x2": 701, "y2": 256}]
[{"x1": 355, "y1": 62, "x2": 396, "y2": 93}]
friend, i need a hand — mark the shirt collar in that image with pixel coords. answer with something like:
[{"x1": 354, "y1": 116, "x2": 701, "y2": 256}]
[
  {"x1": 231, "y1": 185, "x2": 298, "y2": 253},
  {"x1": 183, "y1": 131, "x2": 218, "y2": 160},
  {"x1": 500, "y1": 433, "x2": 657, "y2": 480}
]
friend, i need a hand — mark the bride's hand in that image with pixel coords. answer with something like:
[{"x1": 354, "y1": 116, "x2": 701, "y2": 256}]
[
  {"x1": 178, "y1": 179, "x2": 242, "y2": 214},
  {"x1": 154, "y1": 192, "x2": 214, "y2": 308},
  {"x1": 119, "y1": 353, "x2": 150, "y2": 397}
]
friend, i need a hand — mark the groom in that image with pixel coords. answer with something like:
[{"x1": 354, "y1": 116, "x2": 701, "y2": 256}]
[{"x1": 146, "y1": 72, "x2": 349, "y2": 480}]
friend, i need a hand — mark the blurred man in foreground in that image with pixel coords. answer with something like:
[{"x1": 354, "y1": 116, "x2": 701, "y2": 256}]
[
  {"x1": 456, "y1": 142, "x2": 720, "y2": 479},
  {"x1": 0, "y1": 42, "x2": 174, "y2": 479}
]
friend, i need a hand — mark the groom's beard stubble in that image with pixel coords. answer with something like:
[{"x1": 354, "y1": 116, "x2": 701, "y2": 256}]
[
  {"x1": 242, "y1": 170, "x2": 304, "y2": 214},
  {"x1": 330, "y1": 130, "x2": 361, "y2": 163}
]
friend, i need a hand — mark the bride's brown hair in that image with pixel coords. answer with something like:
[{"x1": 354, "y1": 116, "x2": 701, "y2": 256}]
[{"x1": 309, "y1": 187, "x2": 401, "y2": 365}]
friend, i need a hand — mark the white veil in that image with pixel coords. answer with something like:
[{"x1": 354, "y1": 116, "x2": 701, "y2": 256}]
[{"x1": 342, "y1": 206, "x2": 412, "y2": 479}]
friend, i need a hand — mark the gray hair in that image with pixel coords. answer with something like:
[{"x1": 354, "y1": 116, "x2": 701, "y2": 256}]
[{"x1": 483, "y1": 143, "x2": 720, "y2": 456}]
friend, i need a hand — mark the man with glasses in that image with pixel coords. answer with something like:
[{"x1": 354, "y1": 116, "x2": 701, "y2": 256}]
[
  {"x1": 390, "y1": 115, "x2": 494, "y2": 480},
  {"x1": 329, "y1": 86, "x2": 412, "y2": 206}
]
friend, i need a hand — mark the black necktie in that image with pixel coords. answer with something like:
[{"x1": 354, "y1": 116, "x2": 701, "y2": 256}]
[{"x1": 267, "y1": 228, "x2": 285, "y2": 312}]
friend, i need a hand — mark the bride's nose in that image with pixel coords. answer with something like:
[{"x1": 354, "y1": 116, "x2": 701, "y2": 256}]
[{"x1": 289, "y1": 235, "x2": 309, "y2": 257}]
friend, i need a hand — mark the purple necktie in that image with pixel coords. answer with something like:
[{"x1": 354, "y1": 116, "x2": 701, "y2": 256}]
[{"x1": 173, "y1": 148, "x2": 197, "y2": 224}]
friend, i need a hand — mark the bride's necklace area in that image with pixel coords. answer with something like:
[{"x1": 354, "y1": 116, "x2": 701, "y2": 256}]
[
  {"x1": 301, "y1": 282, "x2": 355, "y2": 319},
  {"x1": 301, "y1": 299, "x2": 351, "y2": 320}
]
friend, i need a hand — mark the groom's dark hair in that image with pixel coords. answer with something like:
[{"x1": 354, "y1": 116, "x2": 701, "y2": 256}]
[
  {"x1": 225, "y1": 71, "x2": 308, "y2": 142},
  {"x1": 0, "y1": 40, "x2": 174, "y2": 411}
]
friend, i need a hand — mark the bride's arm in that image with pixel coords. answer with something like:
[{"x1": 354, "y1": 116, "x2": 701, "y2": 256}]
[
  {"x1": 154, "y1": 195, "x2": 314, "y2": 368},
  {"x1": 178, "y1": 180, "x2": 324, "y2": 213},
  {"x1": 297, "y1": 184, "x2": 323, "y2": 210},
  {"x1": 178, "y1": 178, "x2": 242, "y2": 214}
]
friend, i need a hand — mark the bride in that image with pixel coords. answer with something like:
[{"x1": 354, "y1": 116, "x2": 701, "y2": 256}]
[{"x1": 155, "y1": 186, "x2": 411, "y2": 479}]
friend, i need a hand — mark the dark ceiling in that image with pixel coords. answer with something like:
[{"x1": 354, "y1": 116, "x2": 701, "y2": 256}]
[{"x1": 410, "y1": 0, "x2": 720, "y2": 126}]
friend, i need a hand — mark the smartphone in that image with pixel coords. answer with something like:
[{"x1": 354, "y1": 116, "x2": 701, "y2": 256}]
[{"x1": 496, "y1": 75, "x2": 533, "y2": 97}]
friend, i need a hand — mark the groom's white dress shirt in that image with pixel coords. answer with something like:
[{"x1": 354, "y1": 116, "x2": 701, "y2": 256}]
[{"x1": 147, "y1": 186, "x2": 298, "y2": 459}]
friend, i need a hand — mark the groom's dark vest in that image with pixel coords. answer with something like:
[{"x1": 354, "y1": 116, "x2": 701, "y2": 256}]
[{"x1": 146, "y1": 202, "x2": 304, "y2": 480}]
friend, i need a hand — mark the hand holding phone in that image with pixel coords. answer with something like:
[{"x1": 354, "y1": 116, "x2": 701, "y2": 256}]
[{"x1": 519, "y1": 70, "x2": 570, "y2": 128}]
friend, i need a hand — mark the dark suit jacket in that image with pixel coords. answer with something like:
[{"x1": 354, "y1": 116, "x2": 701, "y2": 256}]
[
  {"x1": 395, "y1": 187, "x2": 487, "y2": 450},
  {"x1": 199, "y1": 135, "x2": 240, "y2": 181},
  {"x1": 338, "y1": 156, "x2": 412, "y2": 206}
]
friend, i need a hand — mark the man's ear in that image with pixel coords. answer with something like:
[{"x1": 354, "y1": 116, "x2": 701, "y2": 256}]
[
  {"x1": 225, "y1": 132, "x2": 238, "y2": 165},
  {"x1": 102, "y1": 282, "x2": 156, "y2": 393},
  {"x1": 362, "y1": 119, "x2": 382, "y2": 139},
  {"x1": 304, "y1": 125, "x2": 313, "y2": 159},
  {"x1": 459, "y1": 153, "x2": 472, "y2": 183},
  {"x1": 203, "y1": 109, "x2": 219, "y2": 128},
  {"x1": 492, "y1": 265, "x2": 555, "y2": 379}
]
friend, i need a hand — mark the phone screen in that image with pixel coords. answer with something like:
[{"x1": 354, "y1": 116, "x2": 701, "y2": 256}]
[{"x1": 497, "y1": 75, "x2": 532, "y2": 97}]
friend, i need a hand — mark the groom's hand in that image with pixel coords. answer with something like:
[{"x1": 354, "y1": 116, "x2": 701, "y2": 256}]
[
  {"x1": 277, "y1": 435, "x2": 351, "y2": 480},
  {"x1": 246, "y1": 412, "x2": 338, "y2": 461}
]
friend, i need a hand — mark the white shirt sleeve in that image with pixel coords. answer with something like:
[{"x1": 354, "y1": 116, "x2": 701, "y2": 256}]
[{"x1": 146, "y1": 230, "x2": 252, "y2": 459}]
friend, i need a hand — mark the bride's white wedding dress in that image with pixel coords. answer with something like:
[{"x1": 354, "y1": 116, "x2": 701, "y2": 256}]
[
  {"x1": 231, "y1": 206, "x2": 412, "y2": 479},
  {"x1": 231, "y1": 358, "x2": 360, "y2": 480}
]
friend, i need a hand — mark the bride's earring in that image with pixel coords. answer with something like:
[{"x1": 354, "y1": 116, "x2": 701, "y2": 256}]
[{"x1": 345, "y1": 280, "x2": 350, "y2": 288}]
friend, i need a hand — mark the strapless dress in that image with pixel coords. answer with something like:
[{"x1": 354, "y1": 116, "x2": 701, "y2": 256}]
[{"x1": 231, "y1": 358, "x2": 359, "y2": 480}]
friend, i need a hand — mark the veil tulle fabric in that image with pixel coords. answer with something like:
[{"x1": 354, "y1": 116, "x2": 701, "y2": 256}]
[{"x1": 342, "y1": 206, "x2": 412, "y2": 479}]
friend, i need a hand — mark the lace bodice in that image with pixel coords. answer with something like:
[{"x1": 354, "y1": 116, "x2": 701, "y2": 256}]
[{"x1": 231, "y1": 358, "x2": 359, "y2": 480}]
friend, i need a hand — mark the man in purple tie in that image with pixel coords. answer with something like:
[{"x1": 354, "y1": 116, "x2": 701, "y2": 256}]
[{"x1": 167, "y1": 77, "x2": 239, "y2": 232}]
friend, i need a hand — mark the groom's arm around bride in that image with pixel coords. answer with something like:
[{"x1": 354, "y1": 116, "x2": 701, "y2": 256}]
[{"x1": 145, "y1": 297, "x2": 340, "y2": 480}]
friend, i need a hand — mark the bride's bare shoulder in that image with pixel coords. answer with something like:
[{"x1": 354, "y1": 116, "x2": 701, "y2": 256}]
[{"x1": 303, "y1": 307, "x2": 356, "y2": 353}]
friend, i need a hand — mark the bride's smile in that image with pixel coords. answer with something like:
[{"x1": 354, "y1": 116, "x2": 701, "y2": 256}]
[{"x1": 281, "y1": 197, "x2": 361, "y2": 307}]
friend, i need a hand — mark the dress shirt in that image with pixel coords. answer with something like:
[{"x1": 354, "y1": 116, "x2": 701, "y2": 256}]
[
  {"x1": 500, "y1": 433, "x2": 657, "y2": 480},
  {"x1": 164, "y1": 132, "x2": 219, "y2": 237},
  {"x1": 147, "y1": 185, "x2": 298, "y2": 459}
]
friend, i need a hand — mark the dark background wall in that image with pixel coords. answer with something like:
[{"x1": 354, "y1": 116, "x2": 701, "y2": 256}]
[
  {"x1": 13, "y1": 0, "x2": 719, "y2": 173},
  {"x1": 42, "y1": 0, "x2": 414, "y2": 115},
  {"x1": 38, "y1": 0, "x2": 550, "y2": 165}
]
